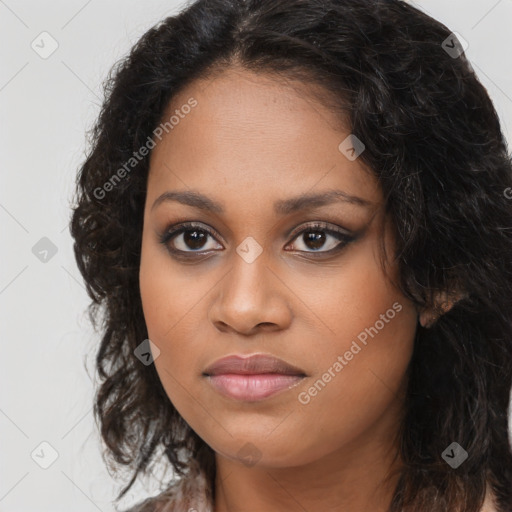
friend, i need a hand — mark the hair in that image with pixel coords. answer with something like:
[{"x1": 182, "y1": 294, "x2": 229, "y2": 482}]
[{"x1": 70, "y1": 0, "x2": 512, "y2": 510}]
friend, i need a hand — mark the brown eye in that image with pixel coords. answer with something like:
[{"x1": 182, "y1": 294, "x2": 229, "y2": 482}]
[
  {"x1": 180, "y1": 228, "x2": 208, "y2": 250},
  {"x1": 160, "y1": 222, "x2": 223, "y2": 254},
  {"x1": 301, "y1": 230, "x2": 328, "y2": 251},
  {"x1": 287, "y1": 223, "x2": 354, "y2": 254}
]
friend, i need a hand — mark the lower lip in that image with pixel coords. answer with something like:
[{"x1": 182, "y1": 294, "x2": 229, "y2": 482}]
[{"x1": 205, "y1": 373, "x2": 305, "y2": 401}]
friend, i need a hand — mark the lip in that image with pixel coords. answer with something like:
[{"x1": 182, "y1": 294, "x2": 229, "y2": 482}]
[
  {"x1": 203, "y1": 354, "x2": 306, "y2": 376},
  {"x1": 203, "y1": 354, "x2": 306, "y2": 402}
]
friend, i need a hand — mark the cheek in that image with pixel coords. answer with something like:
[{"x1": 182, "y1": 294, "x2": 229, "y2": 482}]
[
  {"x1": 139, "y1": 241, "x2": 200, "y2": 376},
  {"x1": 290, "y1": 306, "x2": 416, "y2": 465},
  {"x1": 290, "y1": 243, "x2": 417, "y2": 453},
  {"x1": 300, "y1": 295, "x2": 416, "y2": 413},
  {"x1": 139, "y1": 232, "x2": 207, "y2": 345},
  {"x1": 290, "y1": 231, "x2": 416, "y2": 369},
  {"x1": 139, "y1": 238, "x2": 212, "y2": 409}
]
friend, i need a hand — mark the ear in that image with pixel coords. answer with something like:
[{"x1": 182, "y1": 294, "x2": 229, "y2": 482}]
[{"x1": 418, "y1": 289, "x2": 467, "y2": 328}]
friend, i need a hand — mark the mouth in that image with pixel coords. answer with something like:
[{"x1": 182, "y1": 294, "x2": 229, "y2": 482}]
[{"x1": 203, "y1": 353, "x2": 306, "y2": 402}]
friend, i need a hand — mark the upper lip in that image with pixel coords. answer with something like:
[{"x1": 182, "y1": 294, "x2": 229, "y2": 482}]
[{"x1": 203, "y1": 354, "x2": 306, "y2": 376}]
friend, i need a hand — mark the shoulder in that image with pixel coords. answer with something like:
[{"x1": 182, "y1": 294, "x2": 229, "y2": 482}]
[
  {"x1": 480, "y1": 485, "x2": 499, "y2": 512},
  {"x1": 118, "y1": 464, "x2": 213, "y2": 512}
]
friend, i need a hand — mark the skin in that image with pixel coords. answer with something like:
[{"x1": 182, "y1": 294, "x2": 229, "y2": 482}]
[{"x1": 139, "y1": 65, "x2": 425, "y2": 512}]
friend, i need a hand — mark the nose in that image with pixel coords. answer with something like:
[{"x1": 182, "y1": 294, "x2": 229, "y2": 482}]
[{"x1": 208, "y1": 253, "x2": 293, "y2": 336}]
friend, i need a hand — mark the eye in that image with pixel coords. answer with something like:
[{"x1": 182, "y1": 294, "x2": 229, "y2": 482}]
[
  {"x1": 160, "y1": 222, "x2": 223, "y2": 255},
  {"x1": 159, "y1": 220, "x2": 355, "y2": 259},
  {"x1": 285, "y1": 222, "x2": 354, "y2": 255}
]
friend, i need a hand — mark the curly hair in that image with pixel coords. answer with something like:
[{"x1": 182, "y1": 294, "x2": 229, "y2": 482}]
[{"x1": 70, "y1": 0, "x2": 512, "y2": 510}]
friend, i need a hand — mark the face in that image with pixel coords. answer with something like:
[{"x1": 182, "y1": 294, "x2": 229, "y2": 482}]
[{"x1": 139, "y1": 66, "x2": 419, "y2": 469}]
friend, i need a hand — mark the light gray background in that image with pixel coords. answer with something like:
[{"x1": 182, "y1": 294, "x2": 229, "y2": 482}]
[{"x1": 1, "y1": 1, "x2": 511, "y2": 511}]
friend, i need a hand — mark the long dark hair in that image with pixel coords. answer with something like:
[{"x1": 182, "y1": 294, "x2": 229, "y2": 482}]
[{"x1": 70, "y1": 0, "x2": 512, "y2": 510}]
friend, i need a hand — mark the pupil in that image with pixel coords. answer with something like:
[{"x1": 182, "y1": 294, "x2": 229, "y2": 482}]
[
  {"x1": 304, "y1": 231, "x2": 325, "y2": 250},
  {"x1": 184, "y1": 229, "x2": 207, "y2": 250}
]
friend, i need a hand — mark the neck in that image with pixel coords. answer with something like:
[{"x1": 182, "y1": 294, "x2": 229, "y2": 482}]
[{"x1": 213, "y1": 398, "x2": 404, "y2": 512}]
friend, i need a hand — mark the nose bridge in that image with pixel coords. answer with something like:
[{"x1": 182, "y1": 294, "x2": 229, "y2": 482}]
[
  {"x1": 209, "y1": 239, "x2": 292, "y2": 334},
  {"x1": 225, "y1": 240, "x2": 271, "y2": 312}
]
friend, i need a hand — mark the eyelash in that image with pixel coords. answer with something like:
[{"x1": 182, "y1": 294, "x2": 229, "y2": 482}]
[{"x1": 159, "y1": 221, "x2": 356, "y2": 260}]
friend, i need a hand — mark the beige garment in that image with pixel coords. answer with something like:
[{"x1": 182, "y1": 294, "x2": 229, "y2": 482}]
[{"x1": 120, "y1": 458, "x2": 212, "y2": 512}]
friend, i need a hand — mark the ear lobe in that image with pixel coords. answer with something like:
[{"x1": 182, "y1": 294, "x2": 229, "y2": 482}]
[
  {"x1": 418, "y1": 308, "x2": 437, "y2": 329},
  {"x1": 418, "y1": 289, "x2": 467, "y2": 328}
]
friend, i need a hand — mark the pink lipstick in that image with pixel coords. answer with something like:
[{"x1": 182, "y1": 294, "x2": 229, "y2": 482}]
[{"x1": 203, "y1": 354, "x2": 306, "y2": 402}]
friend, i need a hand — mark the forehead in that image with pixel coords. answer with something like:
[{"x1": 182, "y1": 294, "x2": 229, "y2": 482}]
[{"x1": 147, "y1": 66, "x2": 381, "y2": 212}]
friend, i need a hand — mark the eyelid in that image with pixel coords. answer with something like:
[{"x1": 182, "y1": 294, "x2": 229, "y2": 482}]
[{"x1": 287, "y1": 220, "x2": 352, "y2": 241}]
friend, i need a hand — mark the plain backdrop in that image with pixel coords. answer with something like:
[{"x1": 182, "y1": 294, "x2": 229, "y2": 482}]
[{"x1": 1, "y1": 1, "x2": 511, "y2": 511}]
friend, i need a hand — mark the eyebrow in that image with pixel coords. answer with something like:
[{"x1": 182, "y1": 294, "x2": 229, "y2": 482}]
[{"x1": 151, "y1": 189, "x2": 373, "y2": 214}]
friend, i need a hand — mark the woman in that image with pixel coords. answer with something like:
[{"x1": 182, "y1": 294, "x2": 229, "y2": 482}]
[{"x1": 70, "y1": 0, "x2": 512, "y2": 511}]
